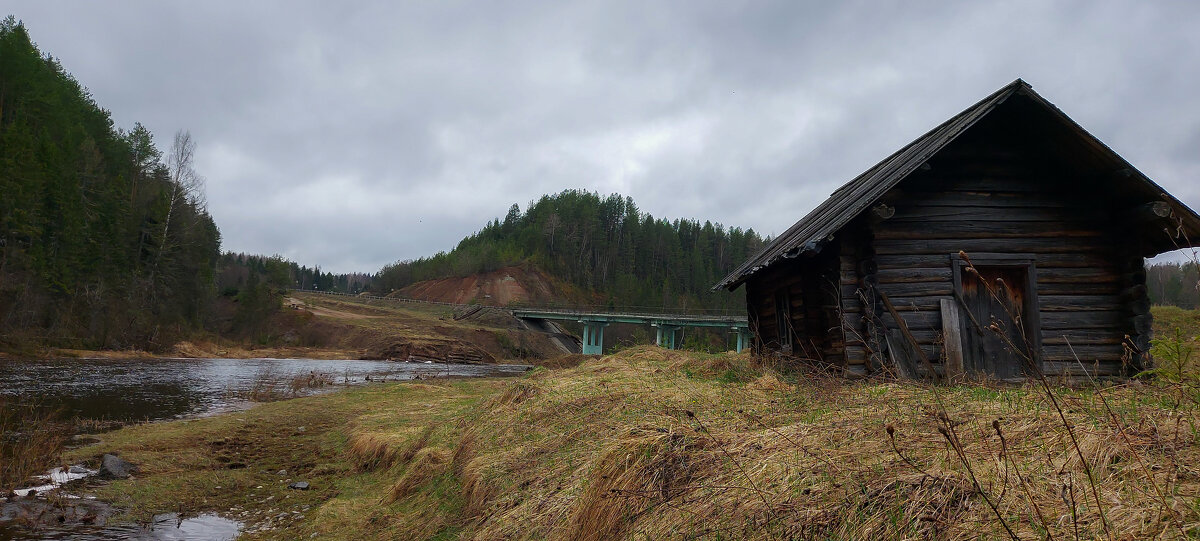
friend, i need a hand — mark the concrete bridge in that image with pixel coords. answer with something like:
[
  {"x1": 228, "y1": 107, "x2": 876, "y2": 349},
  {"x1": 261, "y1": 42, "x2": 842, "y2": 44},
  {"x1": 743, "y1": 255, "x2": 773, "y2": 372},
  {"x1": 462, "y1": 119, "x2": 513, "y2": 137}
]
[
  {"x1": 510, "y1": 308, "x2": 751, "y2": 355},
  {"x1": 292, "y1": 290, "x2": 750, "y2": 355}
]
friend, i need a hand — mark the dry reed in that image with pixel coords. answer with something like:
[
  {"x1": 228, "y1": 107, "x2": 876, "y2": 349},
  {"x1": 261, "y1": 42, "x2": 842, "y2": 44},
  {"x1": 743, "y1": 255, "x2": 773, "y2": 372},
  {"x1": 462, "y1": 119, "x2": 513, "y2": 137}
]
[
  {"x1": 0, "y1": 397, "x2": 70, "y2": 491},
  {"x1": 366, "y1": 344, "x2": 1200, "y2": 539}
]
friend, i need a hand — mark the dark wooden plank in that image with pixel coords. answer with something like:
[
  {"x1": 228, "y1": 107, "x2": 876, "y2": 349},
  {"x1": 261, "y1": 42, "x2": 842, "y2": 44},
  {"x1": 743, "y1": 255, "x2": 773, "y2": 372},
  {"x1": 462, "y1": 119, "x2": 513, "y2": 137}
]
[
  {"x1": 874, "y1": 221, "x2": 1104, "y2": 240},
  {"x1": 1042, "y1": 334, "x2": 1123, "y2": 345},
  {"x1": 877, "y1": 253, "x2": 1113, "y2": 269},
  {"x1": 1037, "y1": 268, "x2": 1120, "y2": 284},
  {"x1": 875, "y1": 282, "x2": 955, "y2": 297},
  {"x1": 904, "y1": 175, "x2": 1063, "y2": 192},
  {"x1": 883, "y1": 296, "x2": 949, "y2": 312},
  {"x1": 1038, "y1": 295, "x2": 1122, "y2": 312},
  {"x1": 874, "y1": 254, "x2": 952, "y2": 269},
  {"x1": 882, "y1": 190, "x2": 1071, "y2": 208},
  {"x1": 1042, "y1": 344, "x2": 1125, "y2": 362},
  {"x1": 1037, "y1": 283, "x2": 1120, "y2": 295},
  {"x1": 879, "y1": 291, "x2": 939, "y2": 380},
  {"x1": 874, "y1": 238, "x2": 1111, "y2": 255},
  {"x1": 941, "y1": 299, "x2": 965, "y2": 378},
  {"x1": 882, "y1": 311, "x2": 942, "y2": 334},
  {"x1": 840, "y1": 284, "x2": 867, "y2": 300},
  {"x1": 885, "y1": 330, "x2": 918, "y2": 379},
  {"x1": 889, "y1": 205, "x2": 1106, "y2": 222},
  {"x1": 1041, "y1": 311, "x2": 1125, "y2": 330},
  {"x1": 1043, "y1": 360, "x2": 1123, "y2": 377},
  {"x1": 877, "y1": 267, "x2": 953, "y2": 283}
]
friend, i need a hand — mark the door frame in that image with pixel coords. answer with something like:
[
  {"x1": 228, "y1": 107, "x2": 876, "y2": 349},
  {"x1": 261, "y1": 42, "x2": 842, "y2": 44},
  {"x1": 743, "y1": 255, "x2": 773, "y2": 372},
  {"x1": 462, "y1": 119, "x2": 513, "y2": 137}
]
[
  {"x1": 949, "y1": 252, "x2": 1043, "y2": 374},
  {"x1": 774, "y1": 288, "x2": 793, "y2": 353}
]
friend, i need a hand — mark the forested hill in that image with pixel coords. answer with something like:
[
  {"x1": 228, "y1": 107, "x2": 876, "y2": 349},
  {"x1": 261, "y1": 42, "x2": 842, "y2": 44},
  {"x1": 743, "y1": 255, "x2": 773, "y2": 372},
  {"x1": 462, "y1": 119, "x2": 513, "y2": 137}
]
[
  {"x1": 375, "y1": 190, "x2": 767, "y2": 310},
  {"x1": 0, "y1": 18, "x2": 220, "y2": 350}
]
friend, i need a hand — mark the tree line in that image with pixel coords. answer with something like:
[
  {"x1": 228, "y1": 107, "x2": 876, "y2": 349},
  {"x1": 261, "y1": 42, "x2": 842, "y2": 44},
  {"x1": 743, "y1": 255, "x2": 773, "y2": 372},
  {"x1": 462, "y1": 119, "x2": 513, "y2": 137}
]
[
  {"x1": 1148, "y1": 261, "x2": 1200, "y2": 309},
  {"x1": 0, "y1": 18, "x2": 220, "y2": 350},
  {"x1": 216, "y1": 252, "x2": 372, "y2": 296},
  {"x1": 375, "y1": 190, "x2": 767, "y2": 310}
]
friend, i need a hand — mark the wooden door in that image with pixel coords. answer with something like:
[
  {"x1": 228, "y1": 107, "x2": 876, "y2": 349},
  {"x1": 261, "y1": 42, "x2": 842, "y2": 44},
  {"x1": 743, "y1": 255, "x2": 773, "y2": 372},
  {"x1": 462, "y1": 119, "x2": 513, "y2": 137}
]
[{"x1": 960, "y1": 265, "x2": 1035, "y2": 379}]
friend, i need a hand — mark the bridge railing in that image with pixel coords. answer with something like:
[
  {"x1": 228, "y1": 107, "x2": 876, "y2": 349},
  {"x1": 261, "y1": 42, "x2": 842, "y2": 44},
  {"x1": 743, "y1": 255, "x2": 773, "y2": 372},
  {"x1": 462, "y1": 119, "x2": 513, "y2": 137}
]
[{"x1": 510, "y1": 307, "x2": 746, "y2": 324}]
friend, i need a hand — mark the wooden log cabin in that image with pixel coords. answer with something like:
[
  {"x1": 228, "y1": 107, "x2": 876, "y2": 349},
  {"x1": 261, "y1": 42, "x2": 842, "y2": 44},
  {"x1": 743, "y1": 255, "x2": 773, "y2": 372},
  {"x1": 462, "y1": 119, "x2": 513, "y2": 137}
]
[{"x1": 715, "y1": 79, "x2": 1200, "y2": 380}]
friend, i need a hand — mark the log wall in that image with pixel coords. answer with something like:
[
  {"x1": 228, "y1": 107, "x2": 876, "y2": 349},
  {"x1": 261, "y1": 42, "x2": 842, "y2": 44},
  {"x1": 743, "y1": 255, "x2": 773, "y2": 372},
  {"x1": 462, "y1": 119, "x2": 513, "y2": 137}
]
[
  {"x1": 741, "y1": 95, "x2": 1165, "y2": 380},
  {"x1": 858, "y1": 138, "x2": 1143, "y2": 378},
  {"x1": 744, "y1": 249, "x2": 842, "y2": 366}
]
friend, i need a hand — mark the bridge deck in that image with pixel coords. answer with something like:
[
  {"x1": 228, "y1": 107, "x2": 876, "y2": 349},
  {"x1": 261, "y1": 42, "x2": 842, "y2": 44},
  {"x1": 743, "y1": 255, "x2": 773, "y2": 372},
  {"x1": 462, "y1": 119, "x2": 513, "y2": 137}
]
[{"x1": 510, "y1": 308, "x2": 747, "y2": 328}]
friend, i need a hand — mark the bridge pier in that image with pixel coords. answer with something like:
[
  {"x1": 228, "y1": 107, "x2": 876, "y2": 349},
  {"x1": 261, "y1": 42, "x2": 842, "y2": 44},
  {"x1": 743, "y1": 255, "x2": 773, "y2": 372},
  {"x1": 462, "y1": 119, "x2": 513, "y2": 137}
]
[
  {"x1": 654, "y1": 324, "x2": 681, "y2": 350},
  {"x1": 734, "y1": 326, "x2": 751, "y2": 353},
  {"x1": 580, "y1": 320, "x2": 609, "y2": 355},
  {"x1": 512, "y1": 309, "x2": 747, "y2": 356}
]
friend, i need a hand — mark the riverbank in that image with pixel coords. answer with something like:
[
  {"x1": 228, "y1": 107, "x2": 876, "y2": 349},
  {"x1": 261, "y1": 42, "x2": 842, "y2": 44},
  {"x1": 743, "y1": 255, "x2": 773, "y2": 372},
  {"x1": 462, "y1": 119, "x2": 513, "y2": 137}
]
[
  {"x1": 1, "y1": 291, "x2": 569, "y2": 364},
  {"x1": 49, "y1": 344, "x2": 1199, "y2": 539}
]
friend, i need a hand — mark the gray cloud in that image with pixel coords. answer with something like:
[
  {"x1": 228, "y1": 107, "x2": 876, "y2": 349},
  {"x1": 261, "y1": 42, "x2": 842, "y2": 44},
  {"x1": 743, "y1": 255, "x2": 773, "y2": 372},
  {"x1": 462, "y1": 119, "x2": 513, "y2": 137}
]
[{"x1": 9, "y1": 1, "x2": 1200, "y2": 272}]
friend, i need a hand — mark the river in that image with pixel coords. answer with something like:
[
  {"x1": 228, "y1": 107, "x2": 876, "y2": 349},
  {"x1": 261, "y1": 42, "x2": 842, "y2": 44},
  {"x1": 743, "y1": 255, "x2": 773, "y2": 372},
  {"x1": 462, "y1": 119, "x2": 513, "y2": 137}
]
[
  {"x1": 0, "y1": 356, "x2": 530, "y2": 540},
  {"x1": 0, "y1": 356, "x2": 530, "y2": 423}
]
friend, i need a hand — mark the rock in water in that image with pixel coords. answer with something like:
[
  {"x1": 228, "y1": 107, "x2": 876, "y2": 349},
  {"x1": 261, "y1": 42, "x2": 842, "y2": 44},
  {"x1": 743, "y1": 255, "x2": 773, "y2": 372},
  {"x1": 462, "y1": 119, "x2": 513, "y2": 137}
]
[
  {"x1": 99, "y1": 454, "x2": 138, "y2": 479},
  {"x1": 288, "y1": 481, "x2": 310, "y2": 490}
]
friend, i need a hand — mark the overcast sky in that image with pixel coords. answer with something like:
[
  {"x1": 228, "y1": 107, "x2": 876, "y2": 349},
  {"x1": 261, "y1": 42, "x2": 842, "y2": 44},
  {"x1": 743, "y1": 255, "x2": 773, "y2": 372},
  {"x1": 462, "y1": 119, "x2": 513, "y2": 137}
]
[{"x1": 9, "y1": 1, "x2": 1200, "y2": 273}]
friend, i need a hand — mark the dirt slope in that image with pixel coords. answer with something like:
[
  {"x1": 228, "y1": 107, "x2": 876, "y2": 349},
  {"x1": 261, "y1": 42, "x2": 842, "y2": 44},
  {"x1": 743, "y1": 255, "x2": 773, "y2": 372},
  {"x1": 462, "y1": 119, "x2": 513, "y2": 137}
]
[
  {"x1": 395, "y1": 265, "x2": 583, "y2": 306},
  {"x1": 169, "y1": 293, "x2": 570, "y2": 364}
]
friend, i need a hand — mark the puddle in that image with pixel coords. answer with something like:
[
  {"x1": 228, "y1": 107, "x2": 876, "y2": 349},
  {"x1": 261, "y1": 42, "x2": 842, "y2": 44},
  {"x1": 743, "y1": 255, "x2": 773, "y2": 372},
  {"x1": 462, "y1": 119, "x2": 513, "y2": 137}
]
[
  {"x1": 1, "y1": 465, "x2": 241, "y2": 539},
  {"x1": 0, "y1": 510, "x2": 241, "y2": 540},
  {"x1": 108, "y1": 513, "x2": 242, "y2": 540}
]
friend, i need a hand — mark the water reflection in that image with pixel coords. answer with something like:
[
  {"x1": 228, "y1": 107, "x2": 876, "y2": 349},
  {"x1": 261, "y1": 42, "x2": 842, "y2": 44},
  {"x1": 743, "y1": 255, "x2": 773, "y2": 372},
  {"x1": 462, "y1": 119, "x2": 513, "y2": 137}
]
[
  {"x1": 0, "y1": 512, "x2": 241, "y2": 540},
  {"x1": 0, "y1": 357, "x2": 530, "y2": 423}
]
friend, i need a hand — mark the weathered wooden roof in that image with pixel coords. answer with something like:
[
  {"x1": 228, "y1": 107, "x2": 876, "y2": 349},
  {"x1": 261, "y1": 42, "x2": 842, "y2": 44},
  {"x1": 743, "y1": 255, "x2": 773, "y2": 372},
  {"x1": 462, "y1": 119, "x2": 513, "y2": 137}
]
[{"x1": 716, "y1": 79, "x2": 1200, "y2": 291}]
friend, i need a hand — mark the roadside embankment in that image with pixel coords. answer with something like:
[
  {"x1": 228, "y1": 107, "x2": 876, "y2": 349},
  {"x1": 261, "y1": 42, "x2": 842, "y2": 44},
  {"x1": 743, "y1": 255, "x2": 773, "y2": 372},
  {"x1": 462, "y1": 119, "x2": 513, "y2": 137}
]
[
  {"x1": 6, "y1": 291, "x2": 567, "y2": 364},
  {"x1": 56, "y1": 343, "x2": 1200, "y2": 539}
]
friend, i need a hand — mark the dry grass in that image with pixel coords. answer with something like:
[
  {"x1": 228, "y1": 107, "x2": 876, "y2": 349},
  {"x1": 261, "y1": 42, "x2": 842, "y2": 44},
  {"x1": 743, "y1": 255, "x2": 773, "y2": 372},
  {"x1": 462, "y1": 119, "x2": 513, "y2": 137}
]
[
  {"x1": 58, "y1": 337, "x2": 1200, "y2": 540},
  {"x1": 388, "y1": 447, "x2": 450, "y2": 502},
  {"x1": 347, "y1": 432, "x2": 402, "y2": 472},
  {"x1": 239, "y1": 367, "x2": 338, "y2": 402},
  {"x1": 289, "y1": 370, "x2": 335, "y2": 394},
  {"x1": 360, "y1": 345, "x2": 1200, "y2": 540},
  {"x1": 0, "y1": 398, "x2": 70, "y2": 490},
  {"x1": 488, "y1": 380, "x2": 541, "y2": 407},
  {"x1": 568, "y1": 428, "x2": 708, "y2": 541}
]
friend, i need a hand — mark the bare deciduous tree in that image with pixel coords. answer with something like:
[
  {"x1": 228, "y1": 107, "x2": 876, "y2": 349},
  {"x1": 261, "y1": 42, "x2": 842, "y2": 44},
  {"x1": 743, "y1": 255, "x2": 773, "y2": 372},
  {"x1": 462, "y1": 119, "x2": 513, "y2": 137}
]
[{"x1": 156, "y1": 130, "x2": 207, "y2": 271}]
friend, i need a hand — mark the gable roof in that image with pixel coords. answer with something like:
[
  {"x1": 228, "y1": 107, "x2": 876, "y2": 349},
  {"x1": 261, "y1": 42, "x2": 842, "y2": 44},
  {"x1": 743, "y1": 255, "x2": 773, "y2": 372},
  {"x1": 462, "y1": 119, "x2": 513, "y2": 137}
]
[{"x1": 715, "y1": 79, "x2": 1200, "y2": 291}]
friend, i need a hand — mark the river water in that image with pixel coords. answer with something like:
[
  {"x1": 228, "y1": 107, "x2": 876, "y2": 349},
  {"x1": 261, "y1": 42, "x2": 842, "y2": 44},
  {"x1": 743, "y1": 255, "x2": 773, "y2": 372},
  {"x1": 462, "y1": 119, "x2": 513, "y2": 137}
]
[
  {"x1": 0, "y1": 356, "x2": 530, "y2": 540},
  {"x1": 0, "y1": 357, "x2": 531, "y2": 423}
]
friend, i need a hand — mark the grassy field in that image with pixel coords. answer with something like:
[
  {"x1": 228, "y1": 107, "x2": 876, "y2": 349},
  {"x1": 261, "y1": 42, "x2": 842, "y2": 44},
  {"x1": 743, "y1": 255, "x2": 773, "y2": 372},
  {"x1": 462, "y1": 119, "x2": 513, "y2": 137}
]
[{"x1": 61, "y1": 310, "x2": 1200, "y2": 539}]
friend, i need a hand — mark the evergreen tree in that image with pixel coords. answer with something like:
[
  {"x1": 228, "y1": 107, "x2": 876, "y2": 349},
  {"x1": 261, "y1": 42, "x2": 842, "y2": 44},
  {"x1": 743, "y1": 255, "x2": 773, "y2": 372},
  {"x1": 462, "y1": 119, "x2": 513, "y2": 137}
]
[
  {"x1": 376, "y1": 189, "x2": 766, "y2": 310},
  {"x1": 0, "y1": 17, "x2": 221, "y2": 350}
]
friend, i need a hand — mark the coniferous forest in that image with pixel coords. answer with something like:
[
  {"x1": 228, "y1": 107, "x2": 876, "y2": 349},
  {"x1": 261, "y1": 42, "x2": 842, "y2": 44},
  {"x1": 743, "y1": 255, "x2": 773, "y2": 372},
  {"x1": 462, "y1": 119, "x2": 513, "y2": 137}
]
[
  {"x1": 376, "y1": 190, "x2": 767, "y2": 310},
  {"x1": 0, "y1": 18, "x2": 220, "y2": 350}
]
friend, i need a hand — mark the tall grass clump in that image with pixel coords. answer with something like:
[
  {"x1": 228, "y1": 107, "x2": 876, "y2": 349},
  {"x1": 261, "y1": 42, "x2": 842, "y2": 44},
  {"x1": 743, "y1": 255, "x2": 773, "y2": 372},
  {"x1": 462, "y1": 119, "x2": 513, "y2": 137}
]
[
  {"x1": 0, "y1": 398, "x2": 70, "y2": 490},
  {"x1": 239, "y1": 367, "x2": 337, "y2": 402}
]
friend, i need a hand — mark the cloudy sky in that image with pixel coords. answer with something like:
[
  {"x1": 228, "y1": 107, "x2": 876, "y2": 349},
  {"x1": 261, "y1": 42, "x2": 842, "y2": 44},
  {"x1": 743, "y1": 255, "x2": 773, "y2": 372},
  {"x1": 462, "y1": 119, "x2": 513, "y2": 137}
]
[{"x1": 9, "y1": 1, "x2": 1200, "y2": 272}]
